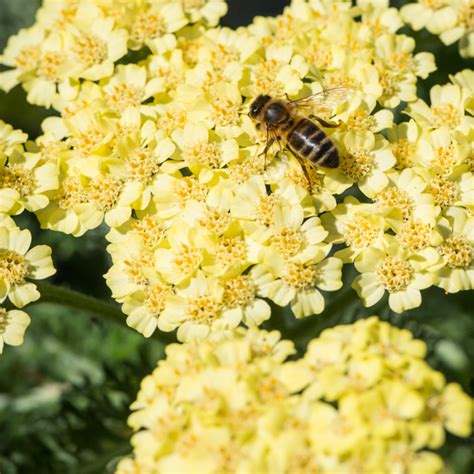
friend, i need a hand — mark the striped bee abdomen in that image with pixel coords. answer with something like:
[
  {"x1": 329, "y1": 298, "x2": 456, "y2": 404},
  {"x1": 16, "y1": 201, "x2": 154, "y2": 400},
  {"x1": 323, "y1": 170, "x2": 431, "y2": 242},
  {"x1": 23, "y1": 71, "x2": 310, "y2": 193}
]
[{"x1": 286, "y1": 118, "x2": 339, "y2": 168}]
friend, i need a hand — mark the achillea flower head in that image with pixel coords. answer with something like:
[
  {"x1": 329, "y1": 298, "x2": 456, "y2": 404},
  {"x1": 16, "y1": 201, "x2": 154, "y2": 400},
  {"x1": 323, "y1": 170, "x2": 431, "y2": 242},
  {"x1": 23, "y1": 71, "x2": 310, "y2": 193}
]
[
  {"x1": 1, "y1": 0, "x2": 472, "y2": 337},
  {"x1": 0, "y1": 223, "x2": 56, "y2": 308},
  {"x1": 117, "y1": 317, "x2": 473, "y2": 474},
  {"x1": 0, "y1": 215, "x2": 55, "y2": 353},
  {"x1": 402, "y1": 0, "x2": 474, "y2": 58}
]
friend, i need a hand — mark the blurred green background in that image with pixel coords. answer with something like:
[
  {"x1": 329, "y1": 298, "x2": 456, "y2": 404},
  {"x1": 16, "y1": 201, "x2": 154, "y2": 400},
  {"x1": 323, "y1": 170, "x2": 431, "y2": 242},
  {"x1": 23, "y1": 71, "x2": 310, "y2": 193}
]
[{"x1": 0, "y1": 1, "x2": 473, "y2": 473}]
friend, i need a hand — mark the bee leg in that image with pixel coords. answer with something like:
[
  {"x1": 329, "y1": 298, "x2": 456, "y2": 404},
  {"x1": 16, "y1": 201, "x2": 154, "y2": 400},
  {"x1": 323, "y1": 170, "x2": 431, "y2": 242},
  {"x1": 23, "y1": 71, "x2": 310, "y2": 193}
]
[
  {"x1": 287, "y1": 147, "x2": 313, "y2": 194},
  {"x1": 300, "y1": 159, "x2": 313, "y2": 194},
  {"x1": 309, "y1": 115, "x2": 339, "y2": 128},
  {"x1": 258, "y1": 128, "x2": 275, "y2": 169}
]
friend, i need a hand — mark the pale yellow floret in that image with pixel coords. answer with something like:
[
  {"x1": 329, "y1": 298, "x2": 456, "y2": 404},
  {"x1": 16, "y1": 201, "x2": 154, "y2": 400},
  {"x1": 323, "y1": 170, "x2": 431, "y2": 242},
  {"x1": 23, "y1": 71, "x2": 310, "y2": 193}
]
[{"x1": 0, "y1": 306, "x2": 30, "y2": 353}]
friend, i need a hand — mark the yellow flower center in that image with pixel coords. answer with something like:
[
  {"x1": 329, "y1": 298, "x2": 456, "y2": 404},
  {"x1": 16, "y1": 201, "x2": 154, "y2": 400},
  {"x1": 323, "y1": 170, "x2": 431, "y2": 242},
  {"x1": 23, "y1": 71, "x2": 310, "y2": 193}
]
[
  {"x1": 209, "y1": 96, "x2": 240, "y2": 127},
  {"x1": 325, "y1": 73, "x2": 358, "y2": 90},
  {"x1": 198, "y1": 209, "x2": 231, "y2": 235},
  {"x1": 392, "y1": 139, "x2": 415, "y2": 170},
  {"x1": 303, "y1": 42, "x2": 333, "y2": 70},
  {"x1": 255, "y1": 194, "x2": 282, "y2": 226},
  {"x1": 398, "y1": 218, "x2": 431, "y2": 252},
  {"x1": 282, "y1": 262, "x2": 318, "y2": 291},
  {"x1": 131, "y1": 12, "x2": 166, "y2": 45},
  {"x1": 432, "y1": 103, "x2": 461, "y2": 129},
  {"x1": 69, "y1": 128, "x2": 107, "y2": 157},
  {"x1": 439, "y1": 234, "x2": 473, "y2": 268},
  {"x1": 431, "y1": 144, "x2": 457, "y2": 173},
  {"x1": 376, "y1": 257, "x2": 413, "y2": 292},
  {"x1": 376, "y1": 187, "x2": 413, "y2": 218},
  {"x1": 74, "y1": 35, "x2": 108, "y2": 68},
  {"x1": 430, "y1": 173, "x2": 458, "y2": 209},
  {"x1": 107, "y1": 83, "x2": 143, "y2": 114},
  {"x1": 346, "y1": 109, "x2": 377, "y2": 131},
  {"x1": 15, "y1": 47, "x2": 40, "y2": 70},
  {"x1": 459, "y1": 2, "x2": 474, "y2": 31},
  {"x1": 257, "y1": 375, "x2": 287, "y2": 402},
  {"x1": 254, "y1": 60, "x2": 286, "y2": 97},
  {"x1": 55, "y1": 177, "x2": 88, "y2": 209},
  {"x1": 222, "y1": 276, "x2": 256, "y2": 309},
  {"x1": 88, "y1": 175, "x2": 124, "y2": 212},
  {"x1": 186, "y1": 295, "x2": 222, "y2": 325},
  {"x1": 344, "y1": 214, "x2": 380, "y2": 250},
  {"x1": 286, "y1": 165, "x2": 323, "y2": 193},
  {"x1": 178, "y1": 37, "x2": 202, "y2": 67},
  {"x1": 124, "y1": 252, "x2": 154, "y2": 286},
  {"x1": 0, "y1": 250, "x2": 28, "y2": 286},
  {"x1": 0, "y1": 164, "x2": 34, "y2": 196},
  {"x1": 54, "y1": 6, "x2": 78, "y2": 29},
  {"x1": 215, "y1": 237, "x2": 247, "y2": 268},
  {"x1": 62, "y1": 99, "x2": 90, "y2": 119},
  {"x1": 210, "y1": 44, "x2": 240, "y2": 73},
  {"x1": 39, "y1": 140, "x2": 65, "y2": 163},
  {"x1": 183, "y1": 142, "x2": 221, "y2": 168},
  {"x1": 345, "y1": 31, "x2": 366, "y2": 52},
  {"x1": 98, "y1": 3, "x2": 128, "y2": 26},
  {"x1": 340, "y1": 148, "x2": 373, "y2": 182},
  {"x1": 173, "y1": 246, "x2": 202, "y2": 276},
  {"x1": 388, "y1": 52, "x2": 413, "y2": 71},
  {"x1": 287, "y1": 445, "x2": 321, "y2": 474},
  {"x1": 159, "y1": 108, "x2": 188, "y2": 136},
  {"x1": 216, "y1": 445, "x2": 239, "y2": 474},
  {"x1": 126, "y1": 147, "x2": 160, "y2": 184},
  {"x1": 377, "y1": 67, "x2": 399, "y2": 98},
  {"x1": 37, "y1": 51, "x2": 64, "y2": 82},
  {"x1": 176, "y1": 177, "x2": 208, "y2": 203},
  {"x1": 144, "y1": 283, "x2": 173, "y2": 314},
  {"x1": 153, "y1": 64, "x2": 183, "y2": 90},
  {"x1": 271, "y1": 226, "x2": 305, "y2": 258},
  {"x1": 133, "y1": 216, "x2": 167, "y2": 248},
  {"x1": 226, "y1": 159, "x2": 264, "y2": 184},
  {"x1": 274, "y1": 14, "x2": 303, "y2": 42}
]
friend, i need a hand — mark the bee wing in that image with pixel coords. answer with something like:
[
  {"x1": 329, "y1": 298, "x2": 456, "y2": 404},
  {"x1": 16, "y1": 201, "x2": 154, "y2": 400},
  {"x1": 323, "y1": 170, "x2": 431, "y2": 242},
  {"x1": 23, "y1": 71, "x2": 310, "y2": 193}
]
[{"x1": 289, "y1": 87, "x2": 354, "y2": 116}]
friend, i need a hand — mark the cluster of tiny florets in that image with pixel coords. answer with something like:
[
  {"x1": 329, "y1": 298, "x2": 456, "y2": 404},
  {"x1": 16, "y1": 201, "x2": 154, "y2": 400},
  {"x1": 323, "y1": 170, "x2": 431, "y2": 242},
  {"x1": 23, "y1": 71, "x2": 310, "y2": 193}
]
[
  {"x1": 116, "y1": 316, "x2": 473, "y2": 474},
  {"x1": 0, "y1": 144, "x2": 56, "y2": 353},
  {"x1": 0, "y1": 0, "x2": 472, "y2": 341},
  {"x1": 402, "y1": 0, "x2": 474, "y2": 58}
]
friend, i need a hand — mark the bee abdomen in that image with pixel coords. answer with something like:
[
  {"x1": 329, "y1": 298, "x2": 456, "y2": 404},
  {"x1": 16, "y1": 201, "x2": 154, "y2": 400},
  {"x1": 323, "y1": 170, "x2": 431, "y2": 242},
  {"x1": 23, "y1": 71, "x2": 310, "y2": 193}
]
[{"x1": 287, "y1": 118, "x2": 339, "y2": 168}]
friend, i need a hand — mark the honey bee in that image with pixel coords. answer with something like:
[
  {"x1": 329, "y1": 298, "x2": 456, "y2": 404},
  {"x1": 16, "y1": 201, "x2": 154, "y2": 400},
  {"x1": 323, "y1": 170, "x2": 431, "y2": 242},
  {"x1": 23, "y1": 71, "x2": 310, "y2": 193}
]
[{"x1": 248, "y1": 88, "x2": 353, "y2": 189}]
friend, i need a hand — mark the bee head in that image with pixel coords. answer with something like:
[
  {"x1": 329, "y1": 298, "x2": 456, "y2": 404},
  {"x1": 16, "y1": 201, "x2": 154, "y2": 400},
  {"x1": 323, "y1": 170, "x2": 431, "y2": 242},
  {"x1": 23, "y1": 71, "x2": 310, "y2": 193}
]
[{"x1": 249, "y1": 95, "x2": 271, "y2": 121}]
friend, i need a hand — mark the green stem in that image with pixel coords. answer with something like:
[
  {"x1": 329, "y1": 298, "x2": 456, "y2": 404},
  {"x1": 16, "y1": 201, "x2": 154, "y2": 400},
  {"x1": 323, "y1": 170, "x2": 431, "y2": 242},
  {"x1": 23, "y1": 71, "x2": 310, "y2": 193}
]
[{"x1": 33, "y1": 282, "x2": 176, "y2": 345}]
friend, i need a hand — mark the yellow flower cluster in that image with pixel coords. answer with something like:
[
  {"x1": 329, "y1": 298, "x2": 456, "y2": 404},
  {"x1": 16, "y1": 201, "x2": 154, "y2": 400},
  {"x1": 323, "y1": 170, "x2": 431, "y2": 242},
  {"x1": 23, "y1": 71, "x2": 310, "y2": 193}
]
[
  {"x1": 117, "y1": 316, "x2": 473, "y2": 474},
  {"x1": 0, "y1": 0, "x2": 472, "y2": 341},
  {"x1": 401, "y1": 0, "x2": 474, "y2": 58},
  {"x1": 0, "y1": 0, "x2": 227, "y2": 107},
  {"x1": 0, "y1": 120, "x2": 57, "y2": 353}
]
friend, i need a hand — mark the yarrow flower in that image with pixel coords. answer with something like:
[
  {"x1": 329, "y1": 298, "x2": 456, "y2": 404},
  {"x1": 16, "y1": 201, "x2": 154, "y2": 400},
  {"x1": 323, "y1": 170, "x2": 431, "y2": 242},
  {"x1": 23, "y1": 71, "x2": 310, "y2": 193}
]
[
  {"x1": 0, "y1": 0, "x2": 472, "y2": 338},
  {"x1": 117, "y1": 316, "x2": 473, "y2": 474},
  {"x1": 401, "y1": 0, "x2": 474, "y2": 58},
  {"x1": 0, "y1": 212, "x2": 56, "y2": 353},
  {"x1": 0, "y1": 222, "x2": 56, "y2": 308}
]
